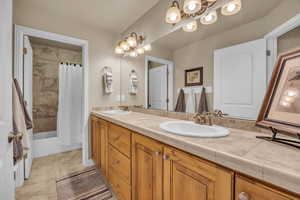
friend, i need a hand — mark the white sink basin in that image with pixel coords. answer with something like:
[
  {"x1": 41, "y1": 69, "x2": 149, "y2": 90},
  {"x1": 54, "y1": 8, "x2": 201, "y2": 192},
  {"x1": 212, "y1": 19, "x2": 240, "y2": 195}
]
[
  {"x1": 160, "y1": 121, "x2": 229, "y2": 138},
  {"x1": 101, "y1": 110, "x2": 131, "y2": 115}
]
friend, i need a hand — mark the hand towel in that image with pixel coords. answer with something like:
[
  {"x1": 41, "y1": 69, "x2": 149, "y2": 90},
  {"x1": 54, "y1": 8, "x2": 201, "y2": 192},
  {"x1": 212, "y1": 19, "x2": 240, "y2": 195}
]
[
  {"x1": 186, "y1": 89, "x2": 196, "y2": 113},
  {"x1": 12, "y1": 80, "x2": 26, "y2": 162},
  {"x1": 198, "y1": 87, "x2": 208, "y2": 113},
  {"x1": 103, "y1": 72, "x2": 113, "y2": 94},
  {"x1": 129, "y1": 73, "x2": 138, "y2": 95},
  {"x1": 13, "y1": 79, "x2": 33, "y2": 129},
  {"x1": 175, "y1": 89, "x2": 186, "y2": 112}
]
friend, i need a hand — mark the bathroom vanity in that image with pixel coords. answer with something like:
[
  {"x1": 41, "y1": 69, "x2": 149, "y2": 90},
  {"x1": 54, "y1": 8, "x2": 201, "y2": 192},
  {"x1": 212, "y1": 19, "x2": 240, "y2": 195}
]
[{"x1": 90, "y1": 111, "x2": 300, "y2": 200}]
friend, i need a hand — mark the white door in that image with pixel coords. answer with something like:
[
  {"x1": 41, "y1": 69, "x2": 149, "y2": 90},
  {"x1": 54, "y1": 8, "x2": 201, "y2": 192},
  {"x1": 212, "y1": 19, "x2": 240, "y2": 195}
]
[
  {"x1": 214, "y1": 39, "x2": 267, "y2": 120},
  {"x1": 148, "y1": 65, "x2": 168, "y2": 110},
  {"x1": 23, "y1": 36, "x2": 33, "y2": 179},
  {"x1": 0, "y1": 0, "x2": 15, "y2": 199}
]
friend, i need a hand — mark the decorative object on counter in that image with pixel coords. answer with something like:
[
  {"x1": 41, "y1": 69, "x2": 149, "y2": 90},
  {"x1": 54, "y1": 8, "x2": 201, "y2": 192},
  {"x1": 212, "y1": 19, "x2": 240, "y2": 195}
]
[
  {"x1": 165, "y1": 0, "x2": 241, "y2": 32},
  {"x1": 193, "y1": 109, "x2": 228, "y2": 126},
  {"x1": 185, "y1": 67, "x2": 203, "y2": 86},
  {"x1": 256, "y1": 48, "x2": 300, "y2": 149},
  {"x1": 103, "y1": 66, "x2": 113, "y2": 94},
  {"x1": 129, "y1": 70, "x2": 138, "y2": 95},
  {"x1": 114, "y1": 32, "x2": 151, "y2": 57}
]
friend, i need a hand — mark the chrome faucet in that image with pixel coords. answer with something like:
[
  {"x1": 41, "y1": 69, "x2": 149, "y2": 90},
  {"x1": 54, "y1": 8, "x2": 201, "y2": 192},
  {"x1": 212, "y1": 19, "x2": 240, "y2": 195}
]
[{"x1": 193, "y1": 110, "x2": 228, "y2": 126}]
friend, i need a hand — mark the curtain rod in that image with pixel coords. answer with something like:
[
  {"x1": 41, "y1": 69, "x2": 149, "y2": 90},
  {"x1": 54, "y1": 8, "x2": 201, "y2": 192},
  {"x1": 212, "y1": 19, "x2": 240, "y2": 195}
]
[{"x1": 60, "y1": 62, "x2": 82, "y2": 67}]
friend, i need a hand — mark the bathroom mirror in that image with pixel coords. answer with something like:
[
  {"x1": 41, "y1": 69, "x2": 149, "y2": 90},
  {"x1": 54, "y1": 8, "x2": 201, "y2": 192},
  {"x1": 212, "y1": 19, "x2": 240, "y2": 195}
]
[{"x1": 120, "y1": 0, "x2": 300, "y2": 120}]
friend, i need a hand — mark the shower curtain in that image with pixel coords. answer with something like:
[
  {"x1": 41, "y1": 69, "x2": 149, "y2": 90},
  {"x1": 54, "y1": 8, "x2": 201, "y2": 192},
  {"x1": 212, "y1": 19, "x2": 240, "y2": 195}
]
[{"x1": 57, "y1": 63, "x2": 83, "y2": 145}]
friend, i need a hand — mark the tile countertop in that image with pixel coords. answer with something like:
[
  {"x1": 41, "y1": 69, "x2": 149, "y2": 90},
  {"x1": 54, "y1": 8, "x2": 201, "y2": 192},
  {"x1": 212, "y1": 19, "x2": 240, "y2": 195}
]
[{"x1": 91, "y1": 111, "x2": 300, "y2": 195}]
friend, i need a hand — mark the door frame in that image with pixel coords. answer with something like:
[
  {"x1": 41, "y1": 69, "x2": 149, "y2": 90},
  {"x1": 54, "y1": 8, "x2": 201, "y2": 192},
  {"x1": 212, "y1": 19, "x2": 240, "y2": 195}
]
[
  {"x1": 265, "y1": 13, "x2": 300, "y2": 82},
  {"x1": 0, "y1": 0, "x2": 14, "y2": 199},
  {"x1": 14, "y1": 25, "x2": 92, "y2": 167},
  {"x1": 145, "y1": 56, "x2": 174, "y2": 111}
]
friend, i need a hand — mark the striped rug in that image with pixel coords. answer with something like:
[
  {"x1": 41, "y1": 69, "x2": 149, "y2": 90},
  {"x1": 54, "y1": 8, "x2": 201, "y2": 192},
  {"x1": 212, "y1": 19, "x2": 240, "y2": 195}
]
[{"x1": 56, "y1": 167, "x2": 114, "y2": 200}]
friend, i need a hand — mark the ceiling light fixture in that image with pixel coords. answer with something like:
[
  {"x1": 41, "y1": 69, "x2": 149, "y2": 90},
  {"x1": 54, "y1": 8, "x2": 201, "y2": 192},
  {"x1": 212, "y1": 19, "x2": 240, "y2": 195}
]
[
  {"x1": 115, "y1": 45, "x2": 124, "y2": 54},
  {"x1": 127, "y1": 32, "x2": 138, "y2": 47},
  {"x1": 144, "y1": 44, "x2": 152, "y2": 51},
  {"x1": 183, "y1": 20, "x2": 198, "y2": 32},
  {"x1": 221, "y1": 0, "x2": 242, "y2": 16},
  {"x1": 114, "y1": 32, "x2": 151, "y2": 57},
  {"x1": 183, "y1": 0, "x2": 202, "y2": 14},
  {"x1": 120, "y1": 41, "x2": 130, "y2": 51},
  {"x1": 165, "y1": 1, "x2": 182, "y2": 24},
  {"x1": 137, "y1": 47, "x2": 145, "y2": 54},
  {"x1": 200, "y1": 10, "x2": 218, "y2": 25},
  {"x1": 165, "y1": 0, "x2": 242, "y2": 32}
]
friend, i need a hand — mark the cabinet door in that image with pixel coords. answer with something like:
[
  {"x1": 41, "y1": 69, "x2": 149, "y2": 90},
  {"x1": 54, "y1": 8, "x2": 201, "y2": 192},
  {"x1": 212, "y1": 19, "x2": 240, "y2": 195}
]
[
  {"x1": 99, "y1": 120, "x2": 108, "y2": 176},
  {"x1": 91, "y1": 117, "x2": 101, "y2": 169},
  {"x1": 163, "y1": 147, "x2": 233, "y2": 200},
  {"x1": 132, "y1": 133, "x2": 163, "y2": 200},
  {"x1": 235, "y1": 175, "x2": 299, "y2": 200}
]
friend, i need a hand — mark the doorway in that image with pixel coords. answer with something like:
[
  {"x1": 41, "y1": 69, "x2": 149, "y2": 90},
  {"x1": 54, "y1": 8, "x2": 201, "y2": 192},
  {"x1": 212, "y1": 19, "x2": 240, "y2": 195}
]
[
  {"x1": 148, "y1": 63, "x2": 168, "y2": 110},
  {"x1": 145, "y1": 56, "x2": 174, "y2": 111},
  {"x1": 14, "y1": 25, "x2": 90, "y2": 187}
]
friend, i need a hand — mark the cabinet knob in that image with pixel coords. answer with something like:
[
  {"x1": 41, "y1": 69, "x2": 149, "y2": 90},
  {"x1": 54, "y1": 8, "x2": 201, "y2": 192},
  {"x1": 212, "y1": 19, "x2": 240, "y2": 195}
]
[
  {"x1": 154, "y1": 151, "x2": 161, "y2": 156},
  {"x1": 239, "y1": 192, "x2": 251, "y2": 200}
]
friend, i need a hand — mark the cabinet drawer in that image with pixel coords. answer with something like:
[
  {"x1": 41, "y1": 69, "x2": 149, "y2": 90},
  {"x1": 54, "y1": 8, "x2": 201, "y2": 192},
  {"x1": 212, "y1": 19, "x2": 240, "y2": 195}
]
[
  {"x1": 235, "y1": 175, "x2": 298, "y2": 200},
  {"x1": 108, "y1": 145, "x2": 131, "y2": 185},
  {"x1": 108, "y1": 123, "x2": 131, "y2": 157},
  {"x1": 109, "y1": 168, "x2": 131, "y2": 200}
]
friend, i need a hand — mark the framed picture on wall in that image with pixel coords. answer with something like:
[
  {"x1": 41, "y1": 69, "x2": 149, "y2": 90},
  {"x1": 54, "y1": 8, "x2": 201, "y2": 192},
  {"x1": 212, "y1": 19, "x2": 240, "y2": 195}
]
[
  {"x1": 256, "y1": 48, "x2": 300, "y2": 137},
  {"x1": 185, "y1": 67, "x2": 203, "y2": 86}
]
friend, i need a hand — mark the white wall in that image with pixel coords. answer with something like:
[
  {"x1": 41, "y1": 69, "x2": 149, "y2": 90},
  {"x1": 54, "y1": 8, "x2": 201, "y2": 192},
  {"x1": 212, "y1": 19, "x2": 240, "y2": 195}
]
[{"x1": 13, "y1": 1, "x2": 122, "y2": 109}]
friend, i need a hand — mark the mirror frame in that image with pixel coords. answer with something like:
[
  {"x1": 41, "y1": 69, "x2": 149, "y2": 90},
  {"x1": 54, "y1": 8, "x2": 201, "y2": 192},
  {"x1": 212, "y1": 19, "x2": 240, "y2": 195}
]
[{"x1": 256, "y1": 48, "x2": 300, "y2": 135}]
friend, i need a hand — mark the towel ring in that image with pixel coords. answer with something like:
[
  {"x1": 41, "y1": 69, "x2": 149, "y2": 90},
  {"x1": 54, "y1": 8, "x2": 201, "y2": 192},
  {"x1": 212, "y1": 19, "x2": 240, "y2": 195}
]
[
  {"x1": 129, "y1": 69, "x2": 137, "y2": 77},
  {"x1": 102, "y1": 66, "x2": 112, "y2": 74}
]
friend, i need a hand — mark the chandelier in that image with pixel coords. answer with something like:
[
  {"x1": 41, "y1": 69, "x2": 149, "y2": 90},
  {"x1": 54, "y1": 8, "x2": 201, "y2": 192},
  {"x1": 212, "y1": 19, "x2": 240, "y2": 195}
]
[
  {"x1": 165, "y1": 0, "x2": 242, "y2": 32},
  {"x1": 114, "y1": 32, "x2": 152, "y2": 57}
]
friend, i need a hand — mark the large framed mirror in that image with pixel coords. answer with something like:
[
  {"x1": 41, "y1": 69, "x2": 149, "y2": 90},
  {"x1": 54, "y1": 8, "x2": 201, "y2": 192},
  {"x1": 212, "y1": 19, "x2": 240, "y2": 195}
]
[{"x1": 119, "y1": 0, "x2": 300, "y2": 121}]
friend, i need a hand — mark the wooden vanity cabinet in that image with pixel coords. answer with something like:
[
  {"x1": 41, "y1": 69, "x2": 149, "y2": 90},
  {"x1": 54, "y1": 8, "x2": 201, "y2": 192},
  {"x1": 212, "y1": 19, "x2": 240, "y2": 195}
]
[
  {"x1": 90, "y1": 116, "x2": 300, "y2": 200},
  {"x1": 91, "y1": 116, "x2": 101, "y2": 168},
  {"x1": 91, "y1": 117, "x2": 108, "y2": 176},
  {"x1": 131, "y1": 133, "x2": 164, "y2": 200},
  {"x1": 163, "y1": 146, "x2": 233, "y2": 200},
  {"x1": 235, "y1": 175, "x2": 299, "y2": 200},
  {"x1": 107, "y1": 123, "x2": 132, "y2": 200}
]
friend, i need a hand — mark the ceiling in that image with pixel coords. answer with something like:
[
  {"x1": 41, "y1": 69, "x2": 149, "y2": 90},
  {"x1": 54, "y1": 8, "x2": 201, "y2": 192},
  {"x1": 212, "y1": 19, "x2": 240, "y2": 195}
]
[
  {"x1": 154, "y1": 0, "x2": 282, "y2": 51},
  {"x1": 20, "y1": 0, "x2": 160, "y2": 34}
]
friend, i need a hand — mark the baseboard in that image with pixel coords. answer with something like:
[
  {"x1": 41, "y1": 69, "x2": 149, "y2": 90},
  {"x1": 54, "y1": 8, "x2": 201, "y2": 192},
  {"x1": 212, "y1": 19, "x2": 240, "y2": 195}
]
[
  {"x1": 84, "y1": 159, "x2": 94, "y2": 166},
  {"x1": 33, "y1": 137, "x2": 82, "y2": 158}
]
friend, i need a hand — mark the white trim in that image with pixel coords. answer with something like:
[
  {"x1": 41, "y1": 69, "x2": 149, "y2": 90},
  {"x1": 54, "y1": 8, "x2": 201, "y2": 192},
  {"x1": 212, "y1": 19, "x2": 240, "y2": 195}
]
[
  {"x1": 145, "y1": 56, "x2": 174, "y2": 111},
  {"x1": 264, "y1": 13, "x2": 300, "y2": 82},
  {"x1": 14, "y1": 25, "x2": 92, "y2": 171}
]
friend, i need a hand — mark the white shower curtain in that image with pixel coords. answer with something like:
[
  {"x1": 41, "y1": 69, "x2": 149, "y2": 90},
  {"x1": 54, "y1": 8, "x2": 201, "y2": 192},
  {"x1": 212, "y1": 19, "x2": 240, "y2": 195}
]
[{"x1": 57, "y1": 63, "x2": 83, "y2": 145}]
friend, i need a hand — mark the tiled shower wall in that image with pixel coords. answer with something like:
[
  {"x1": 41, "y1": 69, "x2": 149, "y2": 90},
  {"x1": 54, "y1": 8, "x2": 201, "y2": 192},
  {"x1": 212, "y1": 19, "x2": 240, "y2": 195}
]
[{"x1": 32, "y1": 43, "x2": 82, "y2": 133}]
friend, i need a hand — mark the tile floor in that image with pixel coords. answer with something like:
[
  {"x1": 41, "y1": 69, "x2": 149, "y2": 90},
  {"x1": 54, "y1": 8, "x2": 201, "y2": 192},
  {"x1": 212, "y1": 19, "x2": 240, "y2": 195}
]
[{"x1": 16, "y1": 149, "x2": 86, "y2": 200}]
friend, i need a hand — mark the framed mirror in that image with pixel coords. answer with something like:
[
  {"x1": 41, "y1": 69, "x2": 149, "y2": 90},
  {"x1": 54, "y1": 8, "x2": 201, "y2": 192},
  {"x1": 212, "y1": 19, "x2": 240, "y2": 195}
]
[{"x1": 257, "y1": 48, "x2": 300, "y2": 135}]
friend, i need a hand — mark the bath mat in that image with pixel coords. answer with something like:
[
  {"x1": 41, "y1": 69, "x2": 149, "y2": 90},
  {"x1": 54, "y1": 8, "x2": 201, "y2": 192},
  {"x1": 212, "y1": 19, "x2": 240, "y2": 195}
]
[{"x1": 56, "y1": 167, "x2": 114, "y2": 200}]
